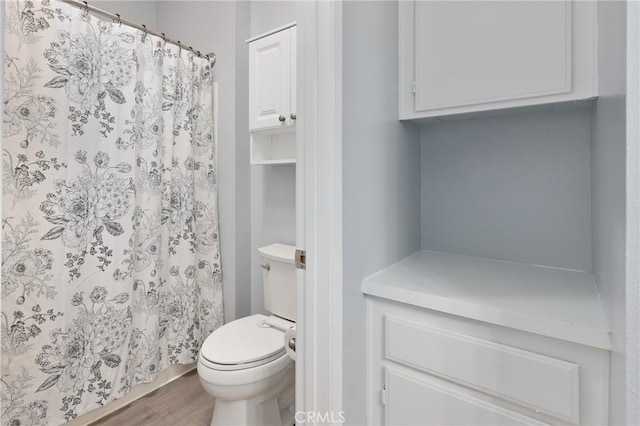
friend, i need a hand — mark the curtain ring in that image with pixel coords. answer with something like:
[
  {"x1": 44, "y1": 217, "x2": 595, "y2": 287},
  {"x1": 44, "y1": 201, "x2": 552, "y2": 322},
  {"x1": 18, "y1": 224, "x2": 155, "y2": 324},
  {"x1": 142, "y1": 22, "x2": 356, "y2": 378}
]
[
  {"x1": 161, "y1": 33, "x2": 167, "y2": 45},
  {"x1": 196, "y1": 50, "x2": 201, "y2": 57},
  {"x1": 205, "y1": 53, "x2": 216, "y2": 68},
  {"x1": 203, "y1": 53, "x2": 216, "y2": 69},
  {"x1": 113, "y1": 13, "x2": 121, "y2": 27},
  {"x1": 82, "y1": 1, "x2": 89, "y2": 17},
  {"x1": 141, "y1": 24, "x2": 148, "y2": 41},
  {"x1": 177, "y1": 41, "x2": 182, "y2": 51}
]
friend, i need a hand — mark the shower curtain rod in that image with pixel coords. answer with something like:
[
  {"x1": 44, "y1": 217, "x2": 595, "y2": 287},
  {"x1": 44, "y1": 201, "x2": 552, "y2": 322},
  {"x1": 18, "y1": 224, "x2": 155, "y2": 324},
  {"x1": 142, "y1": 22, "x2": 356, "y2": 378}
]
[{"x1": 57, "y1": 0, "x2": 217, "y2": 68}]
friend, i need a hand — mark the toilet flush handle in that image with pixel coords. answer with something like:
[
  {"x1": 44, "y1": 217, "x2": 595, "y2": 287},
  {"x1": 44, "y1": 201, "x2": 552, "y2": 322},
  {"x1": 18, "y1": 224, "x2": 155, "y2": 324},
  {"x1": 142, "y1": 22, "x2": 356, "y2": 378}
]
[
  {"x1": 284, "y1": 327, "x2": 297, "y2": 361},
  {"x1": 261, "y1": 263, "x2": 271, "y2": 271}
]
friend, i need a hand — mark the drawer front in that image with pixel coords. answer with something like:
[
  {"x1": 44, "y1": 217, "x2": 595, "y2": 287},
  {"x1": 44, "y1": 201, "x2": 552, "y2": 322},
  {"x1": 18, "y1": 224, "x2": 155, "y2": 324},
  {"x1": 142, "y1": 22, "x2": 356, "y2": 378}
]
[
  {"x1": 386, "y1": 368, "x2": 548, "y2": 426},
  {"x1": 385, "y1": 316, "x2": 579, "y2": 423}
]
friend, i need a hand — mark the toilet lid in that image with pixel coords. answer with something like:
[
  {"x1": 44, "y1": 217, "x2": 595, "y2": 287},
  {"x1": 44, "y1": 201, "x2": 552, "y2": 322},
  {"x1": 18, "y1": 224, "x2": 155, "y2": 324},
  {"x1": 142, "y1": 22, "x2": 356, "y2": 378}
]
[{"x1": 200, "y1": 314, "x2": 286, "y2": 366}]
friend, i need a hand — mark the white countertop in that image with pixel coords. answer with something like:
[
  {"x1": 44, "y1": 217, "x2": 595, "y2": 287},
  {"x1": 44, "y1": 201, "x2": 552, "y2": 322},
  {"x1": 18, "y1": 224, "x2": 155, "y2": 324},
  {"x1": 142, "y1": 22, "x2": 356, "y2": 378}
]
[{"x1": 362, "y1": 250, "x2": 611, "y2": 350}]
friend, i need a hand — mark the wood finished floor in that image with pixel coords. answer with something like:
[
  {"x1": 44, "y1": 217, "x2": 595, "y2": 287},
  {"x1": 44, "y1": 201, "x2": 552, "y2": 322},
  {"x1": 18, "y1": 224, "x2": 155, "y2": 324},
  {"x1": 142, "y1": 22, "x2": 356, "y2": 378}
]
[{"x1": 92, "y1": 370, "x2": 214, "y2": 426}]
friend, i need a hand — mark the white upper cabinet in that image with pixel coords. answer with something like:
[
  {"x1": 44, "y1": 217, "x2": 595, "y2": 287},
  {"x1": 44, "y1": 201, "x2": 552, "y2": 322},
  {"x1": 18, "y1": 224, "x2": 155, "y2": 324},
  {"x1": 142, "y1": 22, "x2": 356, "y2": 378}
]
[
  {"x1": 249, "y1": 24, "x2": 297, "y2": 132},
  {"x1": 399, "y1": 1, "x2": 597, "y2": 120}
]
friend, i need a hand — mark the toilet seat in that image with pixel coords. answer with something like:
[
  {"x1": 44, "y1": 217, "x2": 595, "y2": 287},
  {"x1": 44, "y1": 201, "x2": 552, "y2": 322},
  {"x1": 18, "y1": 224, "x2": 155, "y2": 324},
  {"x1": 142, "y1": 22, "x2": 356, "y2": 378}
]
[
  {"x1": 200, "y1": 350, "x2": 286, "y2": 371},
  {"x1": 200, "y1": 314, "x2": 287, "y2": 371}
]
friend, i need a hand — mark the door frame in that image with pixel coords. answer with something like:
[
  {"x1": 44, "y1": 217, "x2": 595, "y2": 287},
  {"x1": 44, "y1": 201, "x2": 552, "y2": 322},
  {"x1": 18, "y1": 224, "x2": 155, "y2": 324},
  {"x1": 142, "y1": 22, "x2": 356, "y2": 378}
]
[
  {"x1": 296, "y1": 0, "x2": 343, "y2": 423},
  {"x1": 625, "y1": 1, "x2": 640, "y2": 423}
]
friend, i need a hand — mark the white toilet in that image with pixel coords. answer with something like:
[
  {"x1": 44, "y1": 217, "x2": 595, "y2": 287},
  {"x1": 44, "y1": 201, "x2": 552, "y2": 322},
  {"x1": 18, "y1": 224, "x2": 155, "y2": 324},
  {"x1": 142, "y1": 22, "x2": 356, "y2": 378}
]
[{"x1": 198, "y1": 243, "x2": 297, "y2": 426}]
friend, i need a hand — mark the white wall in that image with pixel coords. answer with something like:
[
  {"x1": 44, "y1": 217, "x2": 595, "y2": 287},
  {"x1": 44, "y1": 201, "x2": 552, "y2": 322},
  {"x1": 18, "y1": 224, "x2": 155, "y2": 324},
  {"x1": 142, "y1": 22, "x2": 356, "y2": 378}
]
[
  {"x1": 421, "y1": 107, "x2": 592, "y2": 270},
  {"x1": 590, "y1": 1, "x2": 628, "y2": 424},
  {"x1": 156, "y1": 1, "x2": 251, "y2": 321},
  {"x1": 342, "y1": 2, "x2": 421, "y2": 423},
  {"x1": 248, "y1": 3, "x2": 297, "y2": 315}
]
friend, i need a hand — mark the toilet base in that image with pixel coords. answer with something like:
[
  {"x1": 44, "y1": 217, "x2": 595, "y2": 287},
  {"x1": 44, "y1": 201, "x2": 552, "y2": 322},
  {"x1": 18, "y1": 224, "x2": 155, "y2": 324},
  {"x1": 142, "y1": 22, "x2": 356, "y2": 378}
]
[{"x1": 209, "y1": 366, "x2": 295, "y2": 426}]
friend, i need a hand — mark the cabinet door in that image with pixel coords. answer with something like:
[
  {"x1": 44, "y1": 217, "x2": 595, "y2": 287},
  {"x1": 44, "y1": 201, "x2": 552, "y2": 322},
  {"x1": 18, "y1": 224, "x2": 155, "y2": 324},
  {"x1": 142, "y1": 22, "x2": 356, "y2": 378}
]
[
  {"x1": 249, "y1": 29, "x2": 291, "y2": 131},
  {"x1": 385, "y1": 368, "x2": 547, "y2": 426},
  {"x1": 413, "y1": 1, "x2": 572, "y2": 113}
]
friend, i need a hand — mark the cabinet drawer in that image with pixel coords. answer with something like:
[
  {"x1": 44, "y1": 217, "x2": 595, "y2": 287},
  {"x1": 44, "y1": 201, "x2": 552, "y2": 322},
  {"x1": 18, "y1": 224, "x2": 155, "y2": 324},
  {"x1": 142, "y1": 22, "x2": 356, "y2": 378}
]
[
  {"x1": 384, "y1": 316, "x2": 580, "y2": 423},
  {"x1": 386, "y1": 368, "x2": 548, "y2": 426}
]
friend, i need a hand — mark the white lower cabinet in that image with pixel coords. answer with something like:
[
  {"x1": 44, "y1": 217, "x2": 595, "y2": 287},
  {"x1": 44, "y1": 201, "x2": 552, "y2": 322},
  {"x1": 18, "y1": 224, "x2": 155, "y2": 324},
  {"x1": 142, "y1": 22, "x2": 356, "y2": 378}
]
[{"x1": 367, "y1": 298, "x2": 610, "y2": 425}]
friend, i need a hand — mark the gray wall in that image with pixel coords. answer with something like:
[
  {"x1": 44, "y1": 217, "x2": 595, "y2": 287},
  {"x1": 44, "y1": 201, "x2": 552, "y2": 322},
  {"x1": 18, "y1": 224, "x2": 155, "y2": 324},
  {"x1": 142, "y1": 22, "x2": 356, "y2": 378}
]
[
  {"x1": 92, "y1": 1, "x2": 157, "y2": 28},
  {"x1": 235, "y1": 1, "x2": 252, "y2": 320},
  {"x1": 591, "y1": 1, "x2": 628, "y2": 424},
  {"x1": 250, "y1": 166, "x2": 296, "y2": 314},
  {"x1": 248, "y1": 4, "x2": 297, "y2": 315},
  {"x1": 250, "y1": 1, "x2": 296, "y2": 37},
  {"x1": 342, "y1": 2, "x2": 421, "y2": 423},
  {"x1": 421, "y1": 107, "x2": 592, "y2": 270},
  {"x1": 156, "y1": 1, "x2": 251, "y2": 321}
]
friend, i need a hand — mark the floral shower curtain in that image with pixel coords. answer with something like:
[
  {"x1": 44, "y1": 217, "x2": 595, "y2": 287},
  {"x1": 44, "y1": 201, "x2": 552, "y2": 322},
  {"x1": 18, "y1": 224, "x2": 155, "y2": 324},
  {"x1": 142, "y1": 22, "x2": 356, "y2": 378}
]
[{"x1": 2, "y1": 1, "x2": 224, "y2": 424}]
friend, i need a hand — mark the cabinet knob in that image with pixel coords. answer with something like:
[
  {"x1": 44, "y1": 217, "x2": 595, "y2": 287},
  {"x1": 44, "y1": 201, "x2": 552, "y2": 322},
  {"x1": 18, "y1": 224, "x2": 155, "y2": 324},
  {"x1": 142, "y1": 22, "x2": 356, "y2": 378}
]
[
  {"x1": 290, "y1": 113, "x2": 297, "y2": 120},
  {"x1": 279, "y1": 115, "x2": 286, "y2": 122}
]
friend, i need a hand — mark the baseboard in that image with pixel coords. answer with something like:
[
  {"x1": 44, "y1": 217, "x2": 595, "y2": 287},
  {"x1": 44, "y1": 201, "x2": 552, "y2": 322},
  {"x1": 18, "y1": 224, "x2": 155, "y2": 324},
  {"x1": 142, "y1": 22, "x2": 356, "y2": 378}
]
[{"x1": 68, "y1": 362, "x2": 197, "y2": 426}]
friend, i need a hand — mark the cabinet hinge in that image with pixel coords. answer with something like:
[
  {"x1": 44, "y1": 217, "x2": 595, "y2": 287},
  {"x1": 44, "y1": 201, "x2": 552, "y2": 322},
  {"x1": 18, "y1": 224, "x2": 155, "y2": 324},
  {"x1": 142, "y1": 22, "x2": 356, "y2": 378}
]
[
  {"x1": 295, "y1": 249, "x2": 306, "y2": 270},
  {"x1": 412, "y1": 81, "x2": 417, "y2": 94},
  {"x1": 380, "y1": 386, "x2": 387, "y2": 406}
]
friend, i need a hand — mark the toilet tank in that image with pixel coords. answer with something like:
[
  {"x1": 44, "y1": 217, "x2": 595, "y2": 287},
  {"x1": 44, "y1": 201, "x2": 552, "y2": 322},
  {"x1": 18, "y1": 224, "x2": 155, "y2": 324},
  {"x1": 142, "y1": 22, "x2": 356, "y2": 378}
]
[{"x1": 258, "y1": 243, "x2": 297, "y2": 321}]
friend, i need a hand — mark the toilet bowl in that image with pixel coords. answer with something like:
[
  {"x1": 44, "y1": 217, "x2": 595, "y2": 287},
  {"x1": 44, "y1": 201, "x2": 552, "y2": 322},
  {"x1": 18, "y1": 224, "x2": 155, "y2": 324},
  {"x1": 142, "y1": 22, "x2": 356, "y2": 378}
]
[
  {"x1": 198, "y1": 243, "x2": 297, "y2": 426},
  {"x1": 197, "y1": 314, "x2": 295, "y2": 426}
]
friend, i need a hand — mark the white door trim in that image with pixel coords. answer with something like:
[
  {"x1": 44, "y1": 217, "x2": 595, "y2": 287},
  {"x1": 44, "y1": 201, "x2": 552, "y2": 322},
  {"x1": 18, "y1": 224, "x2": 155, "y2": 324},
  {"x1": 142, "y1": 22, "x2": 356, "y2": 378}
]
[
  {"x1": 626, "y1": 1, "x2": 640, "y2": 423},
  {"x1": 296, "y1": 0, "x2": 343, "y2": 423}
]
